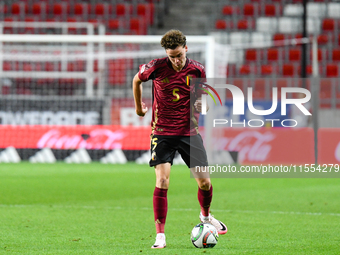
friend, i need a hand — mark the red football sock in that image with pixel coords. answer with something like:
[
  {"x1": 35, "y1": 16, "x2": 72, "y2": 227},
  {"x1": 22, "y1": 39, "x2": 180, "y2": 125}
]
[
  {"x1": 198, "y1": 185, "x2": 213, "y2": 217},
  {"x1": 153, "y1": 187, "x2": 168, "y2": 234}
]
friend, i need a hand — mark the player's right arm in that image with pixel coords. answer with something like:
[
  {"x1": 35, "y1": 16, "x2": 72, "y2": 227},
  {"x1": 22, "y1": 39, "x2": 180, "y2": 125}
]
[{"x1": 132, "y1": 73, "x2": 148, "y2": 117}]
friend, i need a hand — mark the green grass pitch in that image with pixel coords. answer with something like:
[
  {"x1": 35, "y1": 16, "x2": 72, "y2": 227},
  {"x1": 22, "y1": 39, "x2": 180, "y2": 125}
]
[{"x1": 0, "y1": 163, "x2": 339, "y2": 254}]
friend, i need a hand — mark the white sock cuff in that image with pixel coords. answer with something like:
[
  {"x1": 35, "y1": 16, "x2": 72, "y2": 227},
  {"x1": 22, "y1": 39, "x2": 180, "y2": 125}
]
[{"x1": 156, "y1": 233, "x2": 165, "y2": 239}]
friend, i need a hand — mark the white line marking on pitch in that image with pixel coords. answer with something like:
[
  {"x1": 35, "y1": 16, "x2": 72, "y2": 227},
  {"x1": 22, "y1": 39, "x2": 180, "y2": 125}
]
[{"x1": 0, "y1": 204, "x2": 339, "y2": 217}]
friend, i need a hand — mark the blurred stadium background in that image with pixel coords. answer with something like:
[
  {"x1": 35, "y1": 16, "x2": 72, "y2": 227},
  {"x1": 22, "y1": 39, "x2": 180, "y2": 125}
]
[{"x1": 0, "y1": 0, "x2": 339, "y2": 165}]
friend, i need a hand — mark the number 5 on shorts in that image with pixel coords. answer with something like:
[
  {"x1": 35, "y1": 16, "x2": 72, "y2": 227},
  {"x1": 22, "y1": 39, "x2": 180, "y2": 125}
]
[{"x1": 152, "y1": 137, "x2": 158, "y2": 151}]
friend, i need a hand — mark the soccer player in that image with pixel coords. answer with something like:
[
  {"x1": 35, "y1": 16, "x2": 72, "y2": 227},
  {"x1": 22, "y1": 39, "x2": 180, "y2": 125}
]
[{"x1": 132, "y1": 29, "x2": 227, "y2": 249}]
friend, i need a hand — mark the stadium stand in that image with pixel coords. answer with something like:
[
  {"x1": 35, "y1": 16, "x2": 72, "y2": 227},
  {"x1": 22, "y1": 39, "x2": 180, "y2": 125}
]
[
  {"x1": 213, "y1": 0, "x2": 339, "y2": 99},
  {"x1": 0, "y1": 0, "x2": 163, "y2": 35},
  {"x1": 0, "y1": 0, "x2": 339, "y2": 101},
  {"x1": 0, "y1": 0, "x2": 167, "y2": 95},
  {"x1": 214, "y1": 0, "x2": 340, "y2": 77}
]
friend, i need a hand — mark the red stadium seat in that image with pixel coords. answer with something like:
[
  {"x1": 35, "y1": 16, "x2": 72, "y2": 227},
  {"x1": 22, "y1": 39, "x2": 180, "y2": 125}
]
[
  {"x1": 222, "y1": 5, "x2": 234, "y2": 15},
  {"x1": 339, "y1": 35, "x2": 340, "y2": 46},
  {"x1": 108, "y1": 19, "x2": 120, "y2": 30},
  {"x1": 53, "y1": 4, "x2": 62, "y2": 15},
  {"x1": 243, "y1": 4, "x2": 256, "y2": 16},
  {"x1": 130, "y1": 18, "x2": 146, "y2": 35},
  {"x1": 306, "y1": 65, "x2": 313, "y2": 76},
  {"x1": 267, "y1": 49, "x2": 279, "y2": 61},
  {"x1": 94, "y1": 3, "x2": 105, "y2": 15},
  {"x1": 52, "y1": 3, "x2": 70, "y2": 16},
  {"x1": 288, "y1": 48, "x2": 301, "y2": 61},
  {"x1": 239, "y1": 64, "x2": 251, "y2": 75},
  {"x1": 3, "y1": 61, "x2": 11, "y2": 71},
  {"x1": 116, "y1": 4, "x2": 132, "y2": 16},
  {"x1": 317, "y1": 34, "x2": 329, "y2": 45},
  {"x1": 215, "y1": 20, "x2": 227, "y2": 30},
  {"x1": 273, "y1": 33, "x2": 285, "y2": 41},
  {"x1": 322, "y1": 19, "x2": 335, "y2": 32},
  {"x1": 73, "y1": 3, "x2": 90, "y2": 16},
  {"x1": 245, "y1": 49, "x2": 257, "y2": 62},
  {"x1": 264, "y1": 4, "x2": 277, "y2": 16},
  {"x1": 260, "y1": 65, "x2": 274, "y2": 75},
  {"x1": 326, "y1": 64, "x2": 338, "y2": 77},
  {"x1": 137, "y1": 4, "x2": 148, "y2": 16},
  {"x1": 11, "y1": 2, "x2": 28, "y2": 15},
  {"x1": 282, "y1": 64, "x2": 295, "y2": 76},
  {"x1": 116, "y1": 4, "x2": 125, "y2": 16},
  {"x1": 237, "y1": 19, "x2": 255, "y2": 30},
  {"x1": 74, "y1": 3, "x2": 83, "y2": 15},
  {"x1": 32, "y1": 3, "x2": 46, "y2": 15},
  {"x1": 45, "y1": 62, "x2": 56, "y2": 71},
  {"x1": 23, "y1": 62, "x2": 32, "y2": 71},
  {"x1": 67, "y1": 61, "x2": 85, "y2": 72},
  {"x1": 332, "y1": 49, "x2": 340, "y2": 61},
  {"x1": 237, "y1": 19, "x2": 248, "y2": 30},
  {"x1": 137, "y1": 3, "x2": 154, "y2": 25}
]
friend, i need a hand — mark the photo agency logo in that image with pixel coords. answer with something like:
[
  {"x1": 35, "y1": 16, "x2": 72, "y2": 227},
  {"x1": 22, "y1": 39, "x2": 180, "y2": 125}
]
[
  {"x1": 187, "y1": 77, "x2": 223, "y2": 114},
  {"x1": 199, "y1": 84, "x2": 223, "y2": 115},
  {"x1": 193, "y1": 78, "x2": 312, "y2": 128}
]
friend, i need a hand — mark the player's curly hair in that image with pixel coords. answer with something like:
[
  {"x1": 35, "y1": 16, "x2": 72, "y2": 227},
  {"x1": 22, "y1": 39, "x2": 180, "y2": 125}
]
[{"x1": 160, "y1": 29, "x2": 186, "y2": 50}]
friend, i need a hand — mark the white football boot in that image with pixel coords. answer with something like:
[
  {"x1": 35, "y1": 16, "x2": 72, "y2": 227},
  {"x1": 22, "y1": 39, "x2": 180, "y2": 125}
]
[
  {"x1": 199, "y1": 212, "x2": 228, "y2": 235},
  {"x1": 151, "y1": 233, "x2": 166, "y2": 249}
]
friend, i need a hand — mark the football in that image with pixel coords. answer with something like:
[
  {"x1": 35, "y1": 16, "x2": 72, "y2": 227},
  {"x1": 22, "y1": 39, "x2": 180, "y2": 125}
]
[{"x1": 191, "y1": 223, "x2": 219, "y2": 248}]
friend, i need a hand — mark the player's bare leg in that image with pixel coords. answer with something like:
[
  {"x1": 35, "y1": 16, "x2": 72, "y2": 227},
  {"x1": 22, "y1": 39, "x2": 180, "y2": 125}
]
[
  {"x1": 151, "y1": 163, "x2": 171, "y2": 249},
  {"x1": 191, "y1": 167, "x2": 228, "y2": 235}
]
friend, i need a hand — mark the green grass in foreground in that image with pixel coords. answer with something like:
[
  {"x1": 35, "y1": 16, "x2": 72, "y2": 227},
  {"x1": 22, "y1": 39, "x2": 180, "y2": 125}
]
[{"x1": 0, "y1": 163, "x2": 339, "y2": 254}]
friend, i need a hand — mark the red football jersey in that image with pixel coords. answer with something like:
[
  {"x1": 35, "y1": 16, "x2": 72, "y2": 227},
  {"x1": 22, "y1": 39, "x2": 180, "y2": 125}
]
[{"x1": 138, "y1": 57, "x2": 206, "y2": 136}]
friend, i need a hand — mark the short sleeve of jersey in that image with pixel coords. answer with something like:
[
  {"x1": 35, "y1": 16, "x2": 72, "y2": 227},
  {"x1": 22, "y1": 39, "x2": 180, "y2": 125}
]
[{"x1": 138, "y1": 59, "x2": 159, "y2": 82}]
